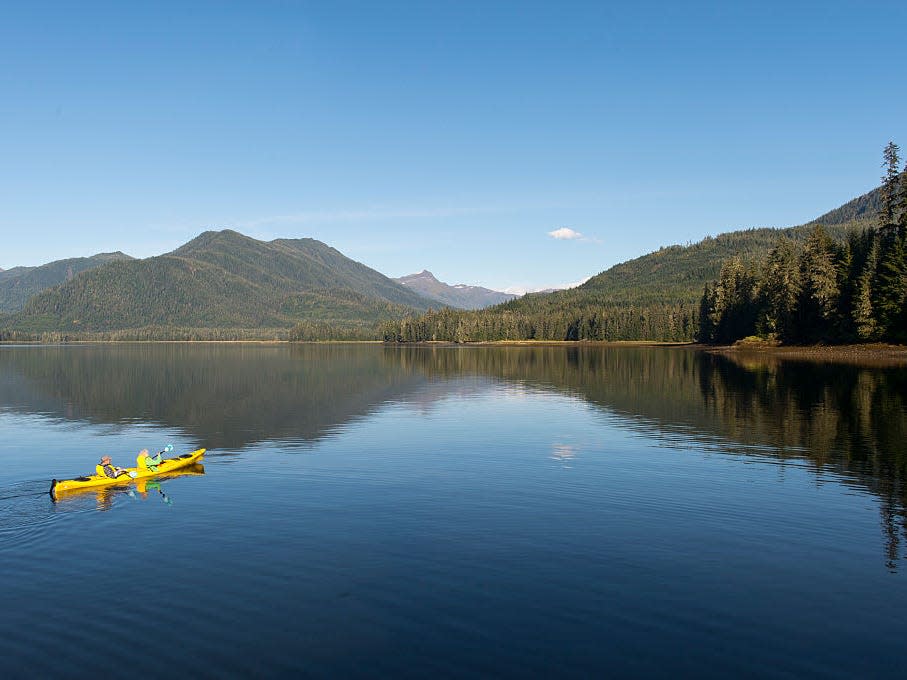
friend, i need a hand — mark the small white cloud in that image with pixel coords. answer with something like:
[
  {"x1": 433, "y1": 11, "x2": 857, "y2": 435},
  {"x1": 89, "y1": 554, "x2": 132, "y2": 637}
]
[{"x1": 548, "y1": 227, "x2": 583, "y2": 240}]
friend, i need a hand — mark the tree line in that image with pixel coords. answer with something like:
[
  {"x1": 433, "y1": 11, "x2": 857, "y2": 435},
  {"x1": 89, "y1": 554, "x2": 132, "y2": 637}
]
[
  {"x1": 380, "y1": 299, "x2": 698, "y2": 343},
  {"x1": 0, "y1": 326, "x2": 293, "y2": 343},
  {"x1": 0, "y1": 321, "x2": 392, "y2": 343},
  {"x1": 699, "y1": 142, "x2": 907, "y2": 345}
]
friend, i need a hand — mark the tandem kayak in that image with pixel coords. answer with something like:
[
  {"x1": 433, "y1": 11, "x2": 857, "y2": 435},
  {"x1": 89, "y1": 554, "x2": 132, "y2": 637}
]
[{"x1": 50, "y1": 448, "x2": 206, "y2": 498}]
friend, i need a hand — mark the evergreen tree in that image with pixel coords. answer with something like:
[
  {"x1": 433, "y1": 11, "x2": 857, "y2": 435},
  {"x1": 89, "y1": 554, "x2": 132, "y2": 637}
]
[
  {"x1": 795, "y1": 225, "x2": 841, "y2": 342},
  {"x1": 758, "y1": 237, "x2": 800, "y2": 340},
  {"x1": 851, "y1": 231, "x2": 879, "y2": 340},
  {"x1": 704, "y1": 257, "x2": 757, "y2": 343},
  {"x1": 900, "y1": 156, "x2": 907, "y2": 236},
  {"x1": 697, "y1": 284, "x2": 716, "y2": 343},
  {"x1": 872, "y1": 143, "x2": 907, "y2": 339},
  {"x1": 880, "y1": 141, "x2": 901, "y2": 236},
  {"x1": 874, "y1": 234, "x2": 907, "y2": 340}
]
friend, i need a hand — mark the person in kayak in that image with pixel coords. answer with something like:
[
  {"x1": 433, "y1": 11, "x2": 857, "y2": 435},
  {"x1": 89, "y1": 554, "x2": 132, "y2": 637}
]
[
  {"x1": 137, "y1": 449, "x2": 164, "y2": 472},
  {"x1": 99, "y1": 456, "x2": 131, "y2": 479}
]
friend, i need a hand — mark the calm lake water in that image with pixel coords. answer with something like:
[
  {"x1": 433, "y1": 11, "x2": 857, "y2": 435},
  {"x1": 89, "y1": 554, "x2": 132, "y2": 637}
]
[{"x1": 1, "y1": 344, "x2": 906, "y2": 677}]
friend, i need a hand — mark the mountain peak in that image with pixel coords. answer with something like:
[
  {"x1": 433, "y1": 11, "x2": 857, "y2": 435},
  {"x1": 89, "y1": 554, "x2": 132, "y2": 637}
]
[
  {"x1": 170, "y1": 229, "x2": 261, "y2": 257},
  {"x1": 90, "y1": 251, "x2": 132, "y2": 262},
  {"x1": 398, "y1": 269, "x2": 438, "y2": 281},
  {"x1": 200, "y1": 228, "x2": 249, "y2": 242},
  {"x1": 393, "y1": 270, "x2": 516, "y2": 310}
]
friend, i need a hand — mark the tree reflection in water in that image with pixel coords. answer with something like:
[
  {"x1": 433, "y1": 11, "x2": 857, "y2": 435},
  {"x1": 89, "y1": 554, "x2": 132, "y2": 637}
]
[{"x1": 2, "y1": 343, "x2": 904, "y2": 567}]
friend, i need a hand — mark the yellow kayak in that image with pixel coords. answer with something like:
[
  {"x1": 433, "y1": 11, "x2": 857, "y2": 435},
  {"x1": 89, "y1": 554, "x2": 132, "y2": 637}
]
[{"x1": 50, "y1": 448, "x2": 206, "y2": 498}]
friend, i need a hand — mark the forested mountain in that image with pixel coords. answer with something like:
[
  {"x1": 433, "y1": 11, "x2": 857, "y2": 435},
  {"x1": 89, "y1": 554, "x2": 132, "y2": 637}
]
[
  {"x1": 0, "y1": 252, "x2": 132, "y2": 313},
  {"x1": 4, "y1": 230, "x2": 432, "y2": 336},
  {"x1": 394, "y1": 270, "x2": 517, "y2": 309},
  {"x1": 700, "y1": 145, "x2": 907, "y2": 345},
  {"x1": 384, "y1": 188, "x2": 882, "y2": 343}
]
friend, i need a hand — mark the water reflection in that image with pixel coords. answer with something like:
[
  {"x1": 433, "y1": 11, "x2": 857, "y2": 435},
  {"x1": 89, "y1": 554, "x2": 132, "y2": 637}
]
[
  {"x1": 129, "y1": 480, "x2": 173, "y2": 505},
  {"x1": 394, "y1": 345, "x2": 907, "y2": 570},
  {"x1": 0, "y1": 344, "x2": 429, "y2": 449},
  {"x1": 550, "y1": 443, "x2": 577, "y2": 467},
  {"x1": 1, "y1": 343, "x2": 905, "y2": 565}
]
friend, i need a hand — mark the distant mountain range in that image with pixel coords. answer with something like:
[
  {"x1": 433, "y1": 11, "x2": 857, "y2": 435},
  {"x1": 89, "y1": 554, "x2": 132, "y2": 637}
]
[
  {"x1": 0, "y1": 180, "x2": 890, "y2": 340},
  {"x1": 0, "y1": 252, "x2": 132, "y2": 313},
  {"x1": 5, "y1": 230, "x2": 431, "y2": 333},
  {"x1": 394, "y1": 270, "x2": 516, "y2": 309}
]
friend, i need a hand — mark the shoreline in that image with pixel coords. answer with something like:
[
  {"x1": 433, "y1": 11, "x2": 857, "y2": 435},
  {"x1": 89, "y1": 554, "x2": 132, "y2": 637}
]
[
  {"x1": 0, "y1": 339, "x2": 382, "y2": 346},
  {"x1": 2, "y1": 337, "x2": 905, "y2": 363},
  {"x1": 388, "y1": 340, "x2": 694, "y2": 348}
]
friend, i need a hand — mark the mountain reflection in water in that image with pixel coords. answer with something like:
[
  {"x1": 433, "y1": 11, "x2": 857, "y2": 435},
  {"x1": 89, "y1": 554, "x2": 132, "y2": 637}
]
[{"x1": 1, "y1": 343, "x2": 904, "y2": 566}]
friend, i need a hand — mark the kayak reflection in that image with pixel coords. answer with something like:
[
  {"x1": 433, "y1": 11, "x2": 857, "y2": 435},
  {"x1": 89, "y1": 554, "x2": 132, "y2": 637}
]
[
  {"x1": 130, "y1": 479, "x2": 172, "y2": 505},
  {"x1": 52, "y1": 463, "x2": 205, "y2": 510}
]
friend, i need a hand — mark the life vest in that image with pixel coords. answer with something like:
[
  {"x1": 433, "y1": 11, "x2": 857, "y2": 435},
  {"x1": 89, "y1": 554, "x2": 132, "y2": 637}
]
[{"x1": 97, "y1": 463, "x2": 118, "y2": 478}]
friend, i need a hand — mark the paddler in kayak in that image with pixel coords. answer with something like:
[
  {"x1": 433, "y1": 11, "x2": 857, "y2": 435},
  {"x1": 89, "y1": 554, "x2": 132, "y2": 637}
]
[
  {"x1": 137, "y1": 448, "x2": 164, "y2": 472},
  {"x1": 98, "y1": 455, "x2": 132, "y2": 479}
]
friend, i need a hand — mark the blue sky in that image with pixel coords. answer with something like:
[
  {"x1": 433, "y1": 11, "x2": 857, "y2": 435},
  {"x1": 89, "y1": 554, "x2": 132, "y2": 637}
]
[{"x1": 1, "y1": 1, "x2": 905, "y2": 291}]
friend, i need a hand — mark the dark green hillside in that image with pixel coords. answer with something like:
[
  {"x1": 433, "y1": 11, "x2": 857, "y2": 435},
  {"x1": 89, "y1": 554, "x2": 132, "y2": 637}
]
[
  {"x1": 576, "y1": 222, "x2": 857, "y2": 305},
  {"x1": 810, "y1": 181, "x2": 890, "y2": 226},
  {"x1": 170, "y1": 230, "x2": 428, "y2": 309},
  {"x1": 6, "y1": 230, "x2": 430, "y2": 334},
  {"x1": 14, "y1": 256, "x2": 282, "y2": 331},
  {"x1": 384, "y1": 187, "x2": 882, "y2": 343},
  {"x1": 0, "y1": 252, "x2": 132, "y2": 313}
]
